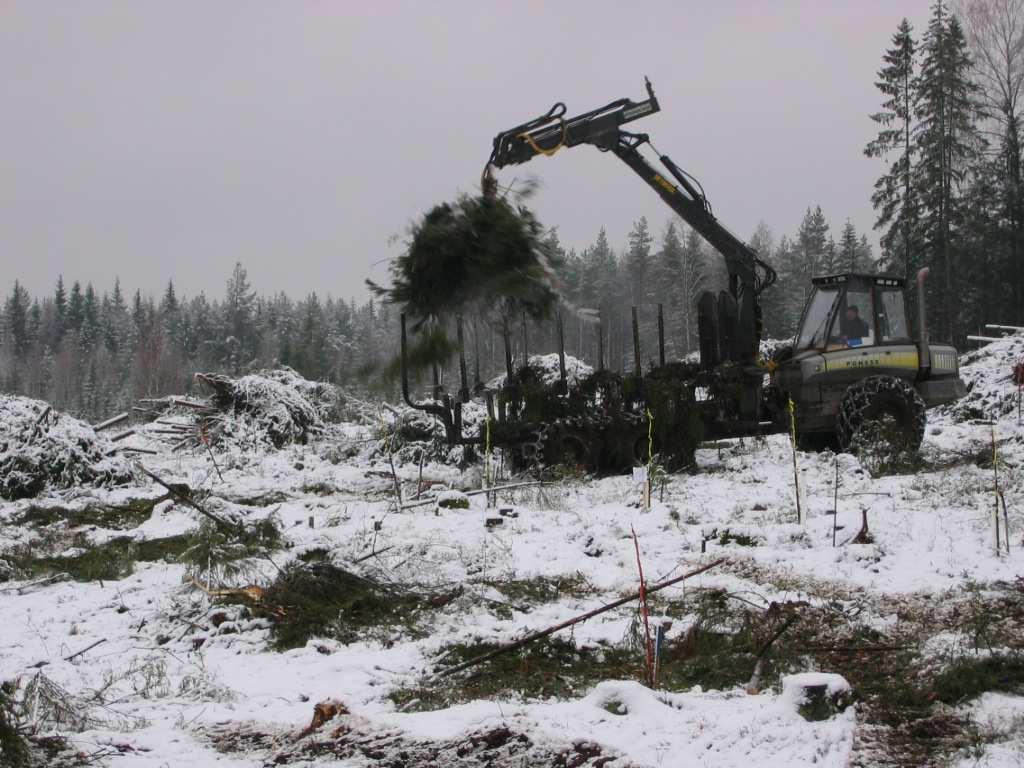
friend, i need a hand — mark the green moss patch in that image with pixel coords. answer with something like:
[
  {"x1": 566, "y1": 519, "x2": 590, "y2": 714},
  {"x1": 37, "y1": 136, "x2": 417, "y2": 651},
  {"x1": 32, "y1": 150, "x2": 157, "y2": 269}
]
[{"x1": 932, "y1": 655, "x2": 1024, "y2": 705}]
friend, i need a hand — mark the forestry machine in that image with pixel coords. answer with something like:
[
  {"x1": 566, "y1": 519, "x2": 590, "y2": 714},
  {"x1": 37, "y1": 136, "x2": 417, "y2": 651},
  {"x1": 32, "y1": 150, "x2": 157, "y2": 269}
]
[{"x1": 399, "y1": 79, "x2": 966, "y2": 470}]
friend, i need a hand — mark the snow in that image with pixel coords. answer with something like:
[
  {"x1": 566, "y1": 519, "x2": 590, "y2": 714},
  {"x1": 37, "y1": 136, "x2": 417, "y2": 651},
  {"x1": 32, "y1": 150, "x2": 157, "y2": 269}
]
[
  {"x1": 940, "y1": 332, "x2": 1024, "y2": 422},
  {"x1": 781, "y1": 673, "x2": 852, "y2": 706},
  {"x1": 952, "y1": 693, "x2": 1024, "y2": 767},
  {"x1": 2, "y1": 344, "x2": 1024, "y2": 765},
  {"x1": 487, "y1": 352, "x2": 594, "y2": 389}
]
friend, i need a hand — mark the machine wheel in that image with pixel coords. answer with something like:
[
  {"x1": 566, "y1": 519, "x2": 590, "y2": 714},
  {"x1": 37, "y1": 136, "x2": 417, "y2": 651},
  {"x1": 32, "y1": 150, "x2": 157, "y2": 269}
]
[
  {"x1": 836, "y1": 375, "x2": 926, "y2": 454},
  {"x1": 796, "y1": 432, "x2": 838, "y2": 452},
  {"x1": 543, "y1": 422, "x2": 593, "y2": 469}
]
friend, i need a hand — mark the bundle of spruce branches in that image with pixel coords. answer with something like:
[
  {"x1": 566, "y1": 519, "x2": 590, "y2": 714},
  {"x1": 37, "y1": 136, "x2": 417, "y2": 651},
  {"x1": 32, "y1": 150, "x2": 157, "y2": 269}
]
[{"x1": 368, "y1": 189, "x2": 561, "y2": 370}]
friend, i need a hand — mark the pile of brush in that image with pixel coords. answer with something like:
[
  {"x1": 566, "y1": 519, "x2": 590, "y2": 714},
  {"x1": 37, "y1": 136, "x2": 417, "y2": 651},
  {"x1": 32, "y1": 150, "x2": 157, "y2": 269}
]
[
  {"x1": 145, "y1": 368, "x2": 343, "y2": 452},
  {"x1": 0, "y1": 395, "x2": 133, "y2": 501}
]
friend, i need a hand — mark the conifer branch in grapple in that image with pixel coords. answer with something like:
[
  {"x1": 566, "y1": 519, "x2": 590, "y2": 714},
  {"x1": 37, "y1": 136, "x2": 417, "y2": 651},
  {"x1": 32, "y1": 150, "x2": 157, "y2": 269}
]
[{"x1": 367, "y1": 187, "x2": 561, "y2": 370}]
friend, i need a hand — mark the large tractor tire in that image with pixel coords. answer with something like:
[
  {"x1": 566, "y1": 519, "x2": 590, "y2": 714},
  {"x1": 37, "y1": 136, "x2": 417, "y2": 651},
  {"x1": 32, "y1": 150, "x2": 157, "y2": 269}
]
[
  {"x1": 836, "y1": 375, "x2": 926, "y2": 454},
  {"x1": 542, "y1": 421, "x2": 595, "y2": 470}
]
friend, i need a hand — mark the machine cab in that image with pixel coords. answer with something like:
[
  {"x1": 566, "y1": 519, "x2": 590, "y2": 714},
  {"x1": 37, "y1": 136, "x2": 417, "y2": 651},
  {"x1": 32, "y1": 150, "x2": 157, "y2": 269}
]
[{"x1": 794, "y1": 274, "x2": 912, "y2": 354}]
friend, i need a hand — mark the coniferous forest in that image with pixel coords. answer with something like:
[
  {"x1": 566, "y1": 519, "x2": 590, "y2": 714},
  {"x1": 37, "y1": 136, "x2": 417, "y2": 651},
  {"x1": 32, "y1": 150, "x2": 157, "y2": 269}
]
[{"x1": 2, "y1": 0, "x2": 1021, "y2": 422}]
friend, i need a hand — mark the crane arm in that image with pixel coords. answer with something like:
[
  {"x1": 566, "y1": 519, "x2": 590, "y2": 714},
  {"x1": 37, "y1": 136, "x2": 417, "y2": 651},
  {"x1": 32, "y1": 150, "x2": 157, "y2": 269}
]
[{"x1": 486, "y1": 80, "x2": 776, "y2": 365}]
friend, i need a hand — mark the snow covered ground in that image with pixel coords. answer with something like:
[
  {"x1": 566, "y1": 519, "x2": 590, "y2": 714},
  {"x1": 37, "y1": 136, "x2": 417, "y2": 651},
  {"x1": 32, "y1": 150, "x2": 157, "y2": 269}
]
[{"x1": 2, "y1": 340, "x2": 1023, "y2": 767}]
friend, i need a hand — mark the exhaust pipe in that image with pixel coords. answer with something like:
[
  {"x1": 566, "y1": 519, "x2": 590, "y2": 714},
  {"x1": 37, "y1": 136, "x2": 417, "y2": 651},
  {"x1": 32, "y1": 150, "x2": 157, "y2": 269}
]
[{"x1": 916, "y1": 267, "x2": 931, "y2": 376}]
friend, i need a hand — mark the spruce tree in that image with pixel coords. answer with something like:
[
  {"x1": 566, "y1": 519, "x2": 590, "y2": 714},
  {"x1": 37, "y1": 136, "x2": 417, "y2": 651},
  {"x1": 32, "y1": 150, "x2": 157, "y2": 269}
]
[
  {"x1": 797, "y1": 206, "x2": 831, "y2": 278},
  {"x1": 161, "y1": 280, "x2": 183, "y2": 351},
  {"x1": 651, "y1": 222, "x2": 685, "y2": 355},
  {"x1": 839, "y1": 220, "x2": 860, "y2": 271},
  {"x1": 865, "y1": 18, "x2": 919, "y2": 275},
  {"x1": 3, "y1": 281, "x2": 30, "y2": 360},
  {"x1": 53, "y1": 275, "x2": 67, "y2": 347},
  {"x1": 772, "y1": 234, "x2": 808, "y2": 338},
  {"x1": 81, "y1": 283, "x2": 100, "y2": 352},
  {"x1": 961, "y1": 0, "x2": 1024, "y2": 322},
  {"x1": 67, "y1": 280, "x2": 84, "y2": 334},
  {"x1": 223, "y1": 262, "x2": 256, "y2": 372},
  {"x1": 914, "y1": 1, "x2": 985, "y2": 340},
  {"x1": 625, "y1": 217, "x2": 653, "y2": 307},
  {"x1": 680, "y1": 225, "x2": 709, "y2": 353}
]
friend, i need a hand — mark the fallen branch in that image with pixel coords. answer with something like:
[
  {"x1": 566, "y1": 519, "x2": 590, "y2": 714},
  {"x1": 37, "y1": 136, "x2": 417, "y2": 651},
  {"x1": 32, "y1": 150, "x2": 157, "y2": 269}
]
[
  {"x1": 352, "y1": 546, "x2": 395, "y2": 564},
  {"x1": 747, "y1": 611, "x2": 802, "y2": 693},
  {"x1": 172, "y1": 436, "x2": 199, "y2": 452},
  {"x1": 804, "y1": 645, "x2": 910, "y2": 653},
  {"x1": 400, "y1": 481, "x2": 552, "y2": 511},
  {"x1": 0, "y1": 573, "x2": 70, "y2": 594},
  {"x1": 136, "y1": 465, "x2": 237, "y2": 533},
  {"x1": 111, "y1": 429, "x2": 137, "y2": 443},
  {"x1": 35, "y1": 405, "x2": 52, "y2": 426},
  {"x1": 64, "y1": 638, "x2": 107, "y2": 662},
  {"x1": 429, "y1": 558, "x2": 726, "y2": 680},
  {"x1": 26, "y1": 404, "x2": 53, "y2": 443}
]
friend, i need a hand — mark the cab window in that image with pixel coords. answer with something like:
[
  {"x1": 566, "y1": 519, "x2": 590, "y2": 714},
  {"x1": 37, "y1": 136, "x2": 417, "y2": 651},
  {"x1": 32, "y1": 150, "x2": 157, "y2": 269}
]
[
  {"x1": 878, "y1": 288, "x2": 911, "y2": 342},
  {"x1": 829, "y1": 289, "x2": 874, "y2": 348},
  {"x1": 796, "y1": 287, "x2": 839, "y2": 350}
]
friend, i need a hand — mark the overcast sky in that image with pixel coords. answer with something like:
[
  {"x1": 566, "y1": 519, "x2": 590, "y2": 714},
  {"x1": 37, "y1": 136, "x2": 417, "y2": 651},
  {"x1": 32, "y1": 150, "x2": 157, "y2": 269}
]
[{"x1": 1, "y1": 0, "x2": 935, "y2": 302}]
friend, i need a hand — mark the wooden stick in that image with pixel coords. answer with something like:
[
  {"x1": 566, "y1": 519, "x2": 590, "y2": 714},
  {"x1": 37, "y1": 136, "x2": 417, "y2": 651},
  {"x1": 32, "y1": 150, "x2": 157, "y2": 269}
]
[
  {"x1": 352, "y1": 546, "x2": 395, "y2": 564},
  {"x1": 430, "y1": 559, "x2": 726, "y2": 680},
  {"x1": 64, "y1": 638, "x2": 107, "y2": 662},
  {"x1": 93, "y1": 413, "x2": 129, "y2": 432},
  {"x1": 111, "y1": 429, "x2": 136, "y2": 443},
  {"x1": 631, "y1": 526, "x2": 655, "y2": 685}
]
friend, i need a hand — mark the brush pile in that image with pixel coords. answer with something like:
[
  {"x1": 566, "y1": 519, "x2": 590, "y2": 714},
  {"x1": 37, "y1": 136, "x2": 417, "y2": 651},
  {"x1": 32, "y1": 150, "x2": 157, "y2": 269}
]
[
  {"x1": 192, "y1": 368, "x2": 341, "y2": 449},
  {"x1": 940, "y1": 333, "x2": 1024, "y2": 422},
  {"x1": 378, "y1": 400, "x2": 488, "y2": 466},
  {"x1": 0, "y1": 395, "x2": 133, "y2": 501}
]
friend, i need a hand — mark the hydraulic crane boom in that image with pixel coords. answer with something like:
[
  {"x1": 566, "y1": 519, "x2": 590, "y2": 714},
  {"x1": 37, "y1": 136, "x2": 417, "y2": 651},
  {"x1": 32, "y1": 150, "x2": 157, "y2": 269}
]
[{"x1": 486, "y1": 79, "x2": 776, "y2": 368}]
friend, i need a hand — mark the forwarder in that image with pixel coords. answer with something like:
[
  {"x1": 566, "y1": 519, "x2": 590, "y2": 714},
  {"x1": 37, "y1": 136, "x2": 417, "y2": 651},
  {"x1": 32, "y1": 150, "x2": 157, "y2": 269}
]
[{"x1": 399, "y1": 80, "x2": 966, "y2": 470}]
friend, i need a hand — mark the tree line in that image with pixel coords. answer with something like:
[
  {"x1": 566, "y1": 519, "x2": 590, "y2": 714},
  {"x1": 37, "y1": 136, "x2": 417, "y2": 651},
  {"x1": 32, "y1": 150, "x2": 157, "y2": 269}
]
[
  {"x1": 0, "y1": 204, "x2": 873, "y2": 423},
  {"x1": 864, "y1": 0, "x2": 1024, "y2": 341}
]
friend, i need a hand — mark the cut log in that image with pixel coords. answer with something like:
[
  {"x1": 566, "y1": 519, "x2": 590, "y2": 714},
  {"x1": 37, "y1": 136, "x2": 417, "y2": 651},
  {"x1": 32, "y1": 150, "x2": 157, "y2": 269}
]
[
  {"x1": 171, "y1": 397, "x2": 213, "y2": 410},
  {"x1": 93, "y1": 412, "x2": 129, "y2": 432}
]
